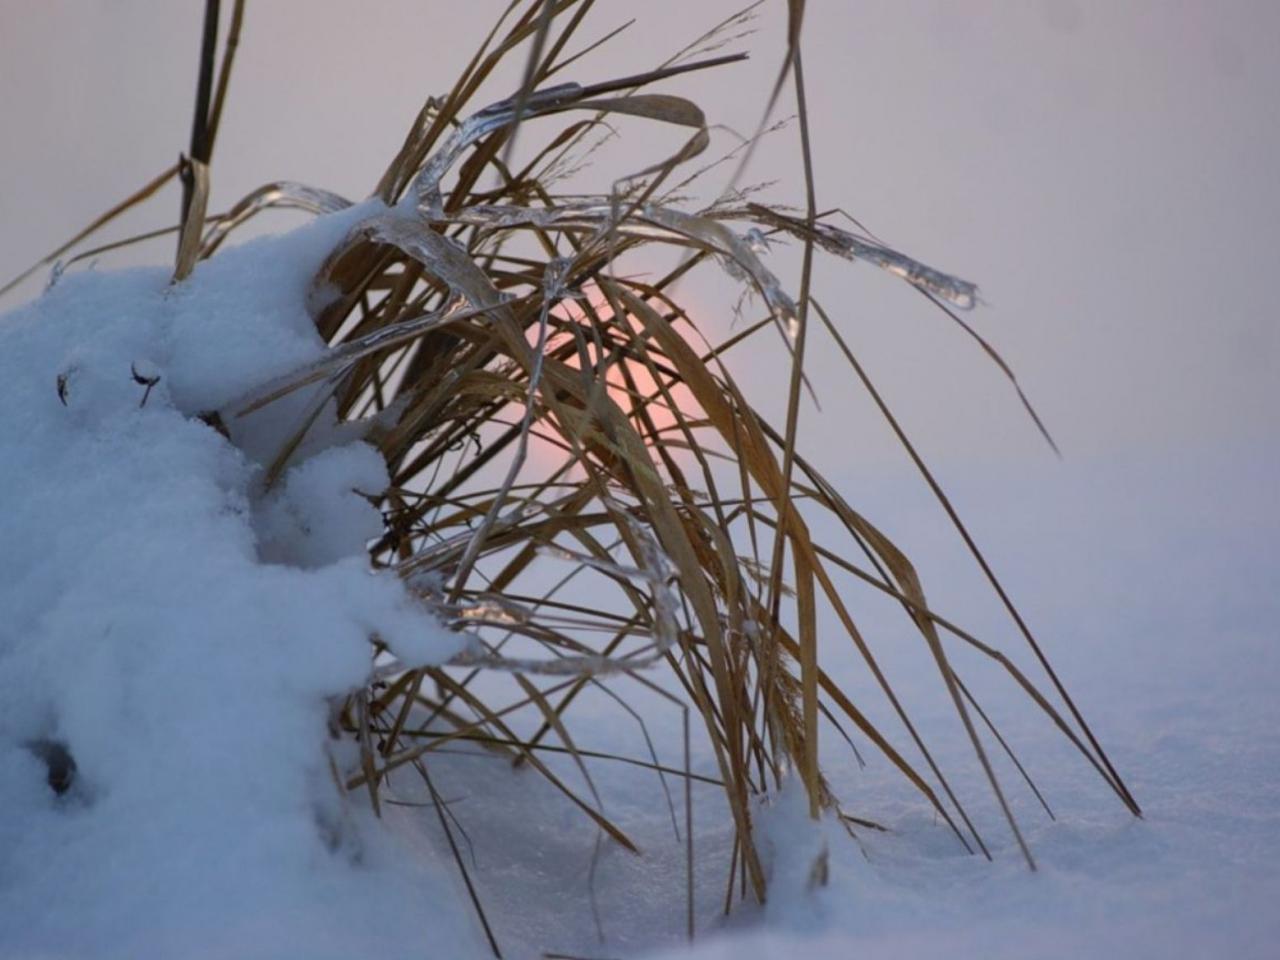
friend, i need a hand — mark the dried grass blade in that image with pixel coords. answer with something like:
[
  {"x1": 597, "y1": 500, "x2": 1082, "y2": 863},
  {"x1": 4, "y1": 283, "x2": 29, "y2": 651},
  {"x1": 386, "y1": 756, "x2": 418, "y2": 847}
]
[
  {"x1": 810, "y1": 297, "x2": 1140, "y2": 816},
  {"x1": 172, "y1": 157, "x2": 210, "y2": 282},
  {"x1": 0, "y1": 163, "x2": 179, "y2": 299},
  {"x1": 416, "y1": 757, "x2": 504, "y2": 958}
]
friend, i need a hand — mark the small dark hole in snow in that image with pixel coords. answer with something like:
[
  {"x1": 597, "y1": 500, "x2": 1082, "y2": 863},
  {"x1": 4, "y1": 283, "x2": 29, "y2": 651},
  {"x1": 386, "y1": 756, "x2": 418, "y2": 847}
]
[{"x1": 25, "y1": 738, "x2": 77, "y2": 796}]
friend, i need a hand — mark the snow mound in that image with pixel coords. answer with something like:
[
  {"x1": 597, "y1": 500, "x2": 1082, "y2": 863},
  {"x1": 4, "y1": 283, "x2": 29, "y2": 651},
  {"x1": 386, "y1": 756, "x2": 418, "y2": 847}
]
[{"x1": 0, "y1": 211, "x2": 479, "y2": 959}]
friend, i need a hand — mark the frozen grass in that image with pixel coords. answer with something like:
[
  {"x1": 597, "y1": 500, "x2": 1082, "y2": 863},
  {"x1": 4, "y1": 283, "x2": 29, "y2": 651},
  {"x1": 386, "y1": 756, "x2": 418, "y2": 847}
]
[{"x1": 1, "y1": 1, "x2": 1143, "y2": 954}]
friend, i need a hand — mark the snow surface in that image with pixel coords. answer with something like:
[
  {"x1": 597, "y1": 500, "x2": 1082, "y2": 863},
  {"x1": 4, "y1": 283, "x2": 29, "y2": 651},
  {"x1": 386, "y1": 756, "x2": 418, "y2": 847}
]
[
  {"x1": 407, "y1": 446, "x2": 1280, "y2": 960},
  {"x1": 662, "y1": 449, "x2": 1280, "y2": 960},
  {"x1": 0, "y1": 210, "x2": 478, "y2": 959},
  {"x1": 1, "y1": 209, "x2": 1276, "y2": 959}
]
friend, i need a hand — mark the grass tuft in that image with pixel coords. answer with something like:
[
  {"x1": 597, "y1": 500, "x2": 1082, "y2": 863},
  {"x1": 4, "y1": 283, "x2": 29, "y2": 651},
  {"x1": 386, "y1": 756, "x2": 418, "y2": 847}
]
[{"x1": 7, "y1": 0, "x2": 1139, "y2": 946}]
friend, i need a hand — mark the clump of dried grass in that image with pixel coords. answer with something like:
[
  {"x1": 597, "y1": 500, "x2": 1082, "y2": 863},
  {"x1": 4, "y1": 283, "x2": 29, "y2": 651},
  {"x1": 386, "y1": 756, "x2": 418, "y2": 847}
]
[{"x1": 8, "y1": 0, "x2": 1139, "y2": 949}]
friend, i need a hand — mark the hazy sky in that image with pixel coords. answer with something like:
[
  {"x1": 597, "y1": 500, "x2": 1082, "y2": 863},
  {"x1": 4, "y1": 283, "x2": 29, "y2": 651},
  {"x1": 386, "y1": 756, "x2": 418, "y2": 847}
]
[{"x1": 2, "y1": 1, "x2": 1276, "y2": 469}]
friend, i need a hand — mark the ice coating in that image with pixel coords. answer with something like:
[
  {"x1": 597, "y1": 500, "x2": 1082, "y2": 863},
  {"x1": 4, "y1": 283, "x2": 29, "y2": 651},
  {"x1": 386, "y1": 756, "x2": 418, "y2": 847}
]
[
  {"x1": 410, "y1": 83, "x2": 587, "y2": 216},
  {"x1": 811, "y1": 220, "x2": 978, "y2": 309},
  {"x1": 430, "y1": 200, "x2": 801, "y2": 337},
  {"x1": 201, "y1": 181, "x2": 353, "y2": 256},
  {"x1": 741, "y1": 205, "x2": 980, "y2": 309}
]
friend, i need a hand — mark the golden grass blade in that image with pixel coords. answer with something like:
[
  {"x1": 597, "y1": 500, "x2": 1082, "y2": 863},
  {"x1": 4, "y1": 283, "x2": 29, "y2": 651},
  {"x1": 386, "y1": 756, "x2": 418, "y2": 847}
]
[
  {"x1": 715, "y1": 0, "x2": 802, "y2": 200},
  {"x1": 60, "y1": 220, "x2": 211, "y2": 272},
  {"x1": 172, "y1": 157, "x2": 210, "y2": 282},
  {"x1": 743, "y1": 497, "x2": 1121, "y2": 797},
  {"x1": 618, "y1": 284, "x2": 987, "y2": 854},
  {"x1": 920, "y1": 290, "x2": 1062, "y2": 455},
  {"x1": 956, "y1": 675, "x2": 1056, "y2": 821},
  {"x1": 205, "y1": 0, "x2": 246, "y2": 157},
  {"x1": 809, "y1": 297, "x2": 1140, "y2": 816},
  {"x1": 837, "y1": 496, "x2": 1036, "y2": 868},
  {"x1": 0, "y1": 163, "x2": 179, "y2": 299},
  {"x1": 543, "y1": 16, "x2": 635, "y2": 79},
  {"x1": 766, "y1": 41, "x2": 821, "y2": 820},
  {"x1": 415, "y1": 757, "x2": 504, "y2": 958},
  {"x1": 498, "y1": 0, "x2": 561, "y2": 170},
  {"x1": 424, "y1": 671, "x2": 641, "y2": 854}
]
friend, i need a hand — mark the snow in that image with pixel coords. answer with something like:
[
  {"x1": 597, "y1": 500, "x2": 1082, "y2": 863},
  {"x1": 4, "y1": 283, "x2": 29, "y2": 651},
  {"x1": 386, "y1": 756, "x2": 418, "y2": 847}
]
[
  {"x1": 1, "y1": 207, "x2": 1276, "y2": 959},
  {"x1": 0, "y1": 210, "x2": 477, "y2": 959},
  {"x1": 369, "y1": 445, "x2": 1279, "y2": 960},
  {"x1": 648, "y1": 447, "x2": 1280, "y2": 960}
]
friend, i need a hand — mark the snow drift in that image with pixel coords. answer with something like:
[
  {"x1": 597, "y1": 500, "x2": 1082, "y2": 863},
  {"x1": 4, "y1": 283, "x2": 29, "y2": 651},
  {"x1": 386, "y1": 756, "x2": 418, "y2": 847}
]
[{"x1": 0, "y1": 208, "x2": 482, "y2": 959}]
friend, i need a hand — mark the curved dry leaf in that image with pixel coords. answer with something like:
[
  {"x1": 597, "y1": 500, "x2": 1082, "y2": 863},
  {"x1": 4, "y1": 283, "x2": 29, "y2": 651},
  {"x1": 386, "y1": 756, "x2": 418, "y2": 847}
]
[{"x1": 201, "y1": 181, "x2": 353, "y2": 256}]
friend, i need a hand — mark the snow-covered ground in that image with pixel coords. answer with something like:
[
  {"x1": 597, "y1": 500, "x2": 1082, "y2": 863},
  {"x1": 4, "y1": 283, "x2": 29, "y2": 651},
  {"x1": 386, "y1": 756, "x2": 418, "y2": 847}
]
[
  {"x1": 382, "y1": 441, "x2": 1279, "y2": 960},
  {"x1": 643, "y1": 444, "x2": 1280, "y2": 960},
  {"x1": 1, "y1": 208, "x2": 1276, "y2": 958}
]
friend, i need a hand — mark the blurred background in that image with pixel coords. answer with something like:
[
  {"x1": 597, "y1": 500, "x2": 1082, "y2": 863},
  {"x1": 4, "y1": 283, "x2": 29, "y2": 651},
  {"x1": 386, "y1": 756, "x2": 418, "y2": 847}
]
[{"x1": 3, "y1": 1, "x2": 1276, "y2": 466}]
